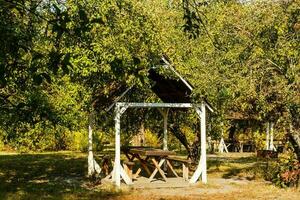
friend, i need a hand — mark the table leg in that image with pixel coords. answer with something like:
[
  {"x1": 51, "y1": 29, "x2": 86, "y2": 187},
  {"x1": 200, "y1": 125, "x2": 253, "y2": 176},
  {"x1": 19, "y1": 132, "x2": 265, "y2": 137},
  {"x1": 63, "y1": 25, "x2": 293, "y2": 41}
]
[
  {"x1": 136, "y1": 154, "x2": 152, "y2": 176},
  {"x1": 166, "y1": 160, "x2": 179, "y2": 177},
  {"x1": 149, "y1": 158, "x2": 167, "y2": 182},
  {"x1": 133, "y1": 168, "x2": 141, "y2": 179}
]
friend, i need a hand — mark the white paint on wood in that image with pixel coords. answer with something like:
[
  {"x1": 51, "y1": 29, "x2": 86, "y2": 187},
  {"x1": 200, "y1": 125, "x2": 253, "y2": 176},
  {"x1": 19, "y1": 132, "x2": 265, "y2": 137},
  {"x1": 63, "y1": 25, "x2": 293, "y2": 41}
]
[
  {"x1": 88, "y1": 113, "x2": 101, "y2": 177},
  {"x1": 113, "y1": 105, "x2": 129, "y2": 187},
  {"x1": 200, "y1": 103, "x2": 207, "y2": 183},
  {"x1": 161, "y1": 56, "x2": 193, "y2": 92},
  {"x1": 162, "y1": 109, "x2": 169, "y2": 150},
  {"x1": 266, "y1": 122, "x2": 270, "y2": 150},
  {"x1": 88, "y1": 120, "x2": 94, "y2": 176},
  {"x1": 270, "y1": 122, "x2": 276, "y2": 151},
  {"x1": 219, "y1": 137, "x2": 228, "y2": 153},
  {"x1": 106, "y1": 86, "x2": 133, "y2": 112},
  {"x1": 117, "y1": 102, "x2": 198, "y2": 108},
  {"x1": 114, "y1": 106, "x2": 121, "y2": 187},
  {"x1": 120, "y1": 165, "x2": 133, "y2": 184},
  {"x1": 112, "y1": 101, "x2": 210, "y2": 187},
  {"x1": 189, "y1": 156, "x2": 203, "y2": 183},
  {"x1": 190, "y1": 103, "x2": 207, "y2": 184}
]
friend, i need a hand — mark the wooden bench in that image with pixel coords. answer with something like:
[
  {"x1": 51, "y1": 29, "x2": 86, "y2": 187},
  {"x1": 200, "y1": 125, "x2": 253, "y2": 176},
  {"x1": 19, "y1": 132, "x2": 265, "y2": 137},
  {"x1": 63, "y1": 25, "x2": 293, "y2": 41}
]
[{"x1": 167, "y1": 157, "x2": 192, "y2": 181}]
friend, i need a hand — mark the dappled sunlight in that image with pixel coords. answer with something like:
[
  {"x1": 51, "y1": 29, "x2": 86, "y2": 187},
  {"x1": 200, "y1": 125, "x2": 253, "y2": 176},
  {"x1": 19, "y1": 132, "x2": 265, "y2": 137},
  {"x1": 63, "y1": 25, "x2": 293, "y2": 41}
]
[{"x1": 0, "y1": 152, "x2": 123, "y2": 199}]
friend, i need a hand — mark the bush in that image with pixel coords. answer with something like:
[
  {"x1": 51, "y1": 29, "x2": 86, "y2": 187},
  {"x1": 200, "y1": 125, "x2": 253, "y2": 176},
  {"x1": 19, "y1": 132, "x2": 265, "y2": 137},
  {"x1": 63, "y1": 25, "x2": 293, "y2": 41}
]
[
  {"x1": 0, "y1": 129, "x2": 4, "y2": 151},
  {"x1": 272, "y1": 149, "x2": 300, "y2": 188},
  {"x1": 144, "y1": 129, "x2": 160, "y2": 147},
  {"x1": 253, "y1": 131, "x2": 265, "y2": 150},
  {"x1": 0, "y1": 138, "x2": 4, "y2": 151},
  {"x1": 64, "y1": 129, "x2": 87, "y2": 151},
  {"x1": 13, "y1": 121, "x2": 57, "y2": 153}
]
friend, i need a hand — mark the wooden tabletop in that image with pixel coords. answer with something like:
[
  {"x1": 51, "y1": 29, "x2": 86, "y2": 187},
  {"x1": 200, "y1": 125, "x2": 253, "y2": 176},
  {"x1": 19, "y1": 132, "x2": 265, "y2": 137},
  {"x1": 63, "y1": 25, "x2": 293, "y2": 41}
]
[{"x1": 129, "y1": 147, "x2": 175, "y2": 157}]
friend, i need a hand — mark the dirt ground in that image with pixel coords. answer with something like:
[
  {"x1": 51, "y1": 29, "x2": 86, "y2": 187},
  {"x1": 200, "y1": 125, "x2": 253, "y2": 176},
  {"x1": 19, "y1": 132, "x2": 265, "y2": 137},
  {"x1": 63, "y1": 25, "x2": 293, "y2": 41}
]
[{"x1": 105, "y1": 177, "x2": 299, "y2": 200}]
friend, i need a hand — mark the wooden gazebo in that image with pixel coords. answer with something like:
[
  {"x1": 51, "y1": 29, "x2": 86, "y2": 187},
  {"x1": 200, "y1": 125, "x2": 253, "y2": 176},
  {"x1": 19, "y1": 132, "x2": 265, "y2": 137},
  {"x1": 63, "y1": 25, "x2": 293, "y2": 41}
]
[{"x1": 110, "y1": 57, "x2": 214, "y2": 187}]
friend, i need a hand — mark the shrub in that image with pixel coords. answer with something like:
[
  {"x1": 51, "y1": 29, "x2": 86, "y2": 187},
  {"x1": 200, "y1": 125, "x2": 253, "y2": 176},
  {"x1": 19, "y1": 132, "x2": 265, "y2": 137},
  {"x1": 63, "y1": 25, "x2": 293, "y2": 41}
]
[
  {"x1": 0, "y1": 138, "x2": 4, "y2": 151},
  {"x1": 144, "y1": 129, "x2": 160, "y2": 147},
  {"x1": 61, "y1": 128, "x2": 105, "y2": 152},
  {"x1": 0, "y1": 129, "x2": 4, "y2": 151},
  {"x1": 64, "y1": 129, "x2": 86, "y2": 151},
  {"x1": 13, "y1": 121, "x2": 56, "y2": 152},
  {"x1": 253, "y1": 131, "x2": 265, "y2": 150},
  {"x1": 272, "y1": 149, "x2": 300, "y2": 188}
]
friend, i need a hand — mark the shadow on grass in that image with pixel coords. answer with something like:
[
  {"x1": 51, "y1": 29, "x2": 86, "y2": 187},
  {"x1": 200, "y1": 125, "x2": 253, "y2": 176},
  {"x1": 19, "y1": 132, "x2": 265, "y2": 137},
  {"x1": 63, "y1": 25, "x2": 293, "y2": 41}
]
[
  {"x1": 222, "y1": 167, "x2": 243, "y2": 179},
  {"x1": 0, "y1": 152, "x2": 120, "y2": 200},
  {"x1": 206, "y1": 154, "x2": 269, "y2": 180}
]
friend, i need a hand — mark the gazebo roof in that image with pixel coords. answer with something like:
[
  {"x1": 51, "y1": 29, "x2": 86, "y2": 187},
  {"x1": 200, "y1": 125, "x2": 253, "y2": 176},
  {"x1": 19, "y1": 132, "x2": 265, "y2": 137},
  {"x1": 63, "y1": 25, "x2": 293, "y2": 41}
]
[
  {"x1": 105, "y1": 56, "x2": 214, "y2": 112},
  {"x1": 148, "y1": 56, "x2": 214, "y2": 112},
  {"x1": 148, "y1": 68, "x2": 192, "y2": 103}
]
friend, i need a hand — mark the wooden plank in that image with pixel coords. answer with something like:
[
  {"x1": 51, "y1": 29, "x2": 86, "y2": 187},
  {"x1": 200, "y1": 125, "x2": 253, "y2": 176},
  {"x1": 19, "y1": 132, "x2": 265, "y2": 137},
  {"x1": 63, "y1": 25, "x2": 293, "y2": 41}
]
[
  {"x1": 133, "y1": 168, "x2": 141, "y2": 179},
  {"x1": 183, "y1": 164, "x2": 187, "y2": 180},
  {"x1": 166, "y1": 160, "x2": 179, "y2": 177},
  {"x1": 167, "y1": 157, "x2": 192, "y2": 164},
  {"x1": 183, "y1": 163, "x2": 189, "y2": 181},
  {"x1": 129, "y1": 148, "x2": 175, "y2": 156},
  {"x1": 123, "y1": 163, "x2": 132, "y2": 180},
  {"x1": 116, "y1": 102, "x2": 198, "y2": 109},
  {"x1": 136, "y1": 154, "x2": 152, "y2": 176},
  {"x1": 189, "y1": 156, "x2": 203, "y2": 183},
  {"x1": 149, "y1": 159, "x2": 167, "y2": 182},
  {"x1": 120, "y1": 165, "x2": 133, "y2": 185}
]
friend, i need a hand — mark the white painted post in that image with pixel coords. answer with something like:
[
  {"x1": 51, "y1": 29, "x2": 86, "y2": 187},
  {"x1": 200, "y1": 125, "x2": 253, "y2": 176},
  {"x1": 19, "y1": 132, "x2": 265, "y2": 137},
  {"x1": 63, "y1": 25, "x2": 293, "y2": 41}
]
[
  {"x1": 270, "y1": 122, "x2": 274, "y2": 151},
  {"x1": 88, "y1": 112, "x2": 101, "y2": 176},
  {"x1": 114, "y1": 105, "x2": 121, "y2": 187},
  {"x1": 266, "y1": 122, "x2": 270, "y2": 150},
  {"x1": 219, "y1": 123, "x2": 228, "y2": 153},
  {"x1": 163, "y1": 109, "x2": 169, "y2": 151},
  {"x1": 190, "y1": 106, "x2": 207, "y2": 184},
  {"x1": 200, "y1": 102, "x2": 207, "y2": 183},
  {"x1": 88, "y1": 113, "x2": 94, "y2": 176}
]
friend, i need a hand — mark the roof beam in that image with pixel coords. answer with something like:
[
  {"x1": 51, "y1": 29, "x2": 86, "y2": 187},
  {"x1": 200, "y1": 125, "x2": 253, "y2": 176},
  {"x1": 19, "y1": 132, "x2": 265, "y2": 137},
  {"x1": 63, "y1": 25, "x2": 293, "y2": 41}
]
[{"x1": 116, "y1": 102, "x2": 201, "y2": 108}]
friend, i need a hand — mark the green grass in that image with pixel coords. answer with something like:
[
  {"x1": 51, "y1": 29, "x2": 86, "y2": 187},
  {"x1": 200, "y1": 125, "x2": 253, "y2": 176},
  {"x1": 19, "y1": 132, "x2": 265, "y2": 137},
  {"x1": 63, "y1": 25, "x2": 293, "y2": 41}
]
[
  {"x1": 0, "y1": 151, "x2": 120, "y2": 200},
  {"x1": 206, "y1": 153, "x2": 270, "y2": 180}
]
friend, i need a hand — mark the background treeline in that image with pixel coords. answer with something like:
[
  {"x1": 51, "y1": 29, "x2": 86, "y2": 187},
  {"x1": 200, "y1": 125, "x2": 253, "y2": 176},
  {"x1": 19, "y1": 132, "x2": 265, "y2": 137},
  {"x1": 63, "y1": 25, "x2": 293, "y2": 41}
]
[{"x1": 0, "y1": 0, "x2": 299, "y2": 156}]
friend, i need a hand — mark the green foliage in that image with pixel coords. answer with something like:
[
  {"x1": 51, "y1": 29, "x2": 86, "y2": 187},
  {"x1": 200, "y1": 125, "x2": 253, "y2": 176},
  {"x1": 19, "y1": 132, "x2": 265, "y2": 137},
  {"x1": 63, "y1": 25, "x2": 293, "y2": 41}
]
[
  {"x1": 63, "y1": 129, "x2": 105, "y2": 152},
  {"x1": 0, "y1": 130, "x2": 4, "y2": 151},
  {"x1": 273, "y1": 149, "x2": 300, "y2": 188},
  {"x1": 144, "y1": 129, "x2": 160, "y2": 148},
  {"x1": 180, "y1": 126, "x2": 196, "y2": 143},
  {"x1": 253, "y1": 131, "x2": 266, "y2": 150},
  {"x1": 0, "y1": 0, "x2": 164, "y2": 151},
  {"x1": 0, "y1": 0, "x2": 299, "y2": 165}
]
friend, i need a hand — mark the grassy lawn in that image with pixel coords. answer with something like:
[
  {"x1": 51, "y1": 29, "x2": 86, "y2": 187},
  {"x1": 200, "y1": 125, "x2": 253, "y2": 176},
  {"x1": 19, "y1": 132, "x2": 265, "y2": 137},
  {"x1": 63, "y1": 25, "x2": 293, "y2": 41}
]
[
  {"x1": 0, "y1": 151, "x2": 119, "y2": 200},
  {"x1": 0, "y1": 151, "x2": 299, "y2": 200}
]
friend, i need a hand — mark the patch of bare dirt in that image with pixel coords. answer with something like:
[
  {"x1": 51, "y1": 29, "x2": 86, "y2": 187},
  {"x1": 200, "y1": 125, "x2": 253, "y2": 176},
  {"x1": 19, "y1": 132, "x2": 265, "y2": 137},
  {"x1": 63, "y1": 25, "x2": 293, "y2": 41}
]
[{"x1": 107, "y1": 177, "x2": 300, "y2": 200}]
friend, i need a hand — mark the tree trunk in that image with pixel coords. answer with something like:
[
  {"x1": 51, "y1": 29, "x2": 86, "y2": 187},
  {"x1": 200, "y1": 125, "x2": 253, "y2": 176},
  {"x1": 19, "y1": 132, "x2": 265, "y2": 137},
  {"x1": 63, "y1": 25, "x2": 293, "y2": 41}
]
[
  {"x1": 169, "y1": 124, "x2": 199, "y2": 163},
  {"x1": 139, "y1": 121, "x2": 145, "y2": 146},
  {"x1": 168, "y1": 111, "x2": 200, "y2": 163},
  {"x1": 288, "y1": 131, "x2": 300, "y2": 161}
]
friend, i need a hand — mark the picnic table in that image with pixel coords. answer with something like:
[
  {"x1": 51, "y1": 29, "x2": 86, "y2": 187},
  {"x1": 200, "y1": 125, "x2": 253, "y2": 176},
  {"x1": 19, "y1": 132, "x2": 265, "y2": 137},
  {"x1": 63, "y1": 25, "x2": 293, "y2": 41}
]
[{"x1": 122, "y1": 147, "x2": 178, "y2": 182}]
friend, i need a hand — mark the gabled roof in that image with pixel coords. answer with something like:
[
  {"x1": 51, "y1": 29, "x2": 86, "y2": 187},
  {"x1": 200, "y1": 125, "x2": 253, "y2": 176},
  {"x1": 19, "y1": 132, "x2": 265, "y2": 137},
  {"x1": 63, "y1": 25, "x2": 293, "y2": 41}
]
[
  {"x1": 105, "y1": 56, "x2": 214, "y2": 112},
  {"x1": 149, "y1": 68, "x2": 192, "y2": 103},
  {"x1": 148, "y1": 56, "x2": 214, "y2": 112}
]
